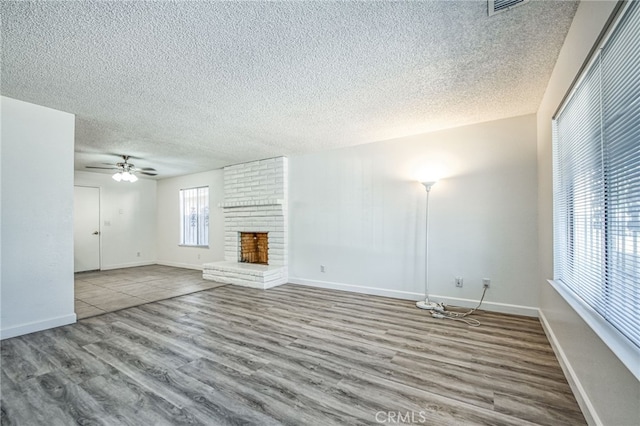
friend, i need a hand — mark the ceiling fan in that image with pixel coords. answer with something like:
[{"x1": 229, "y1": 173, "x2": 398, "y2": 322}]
[{"x1": 86, "y1": 155, "x2": 157, "y2": 182}]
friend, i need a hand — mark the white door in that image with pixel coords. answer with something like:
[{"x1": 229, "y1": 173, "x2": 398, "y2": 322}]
[{"x1": 74, "y1": 186, "x2": 101, "y2": 272}]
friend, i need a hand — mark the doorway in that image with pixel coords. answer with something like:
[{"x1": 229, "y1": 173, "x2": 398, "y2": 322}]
[{"x1": 74, "y1": 186, "x2": 101, "y2": 272}]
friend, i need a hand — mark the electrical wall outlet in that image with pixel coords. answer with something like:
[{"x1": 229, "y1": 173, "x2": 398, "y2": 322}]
[
  {"x1": 320, "y1": 265, "x2": 326, "y2": 273},
  {"x1": 483, "y1": 278, "x2": 491, "y2": 288},
  {"x1": 455, "y1": 277, "x2": 463, "y2": 288}
]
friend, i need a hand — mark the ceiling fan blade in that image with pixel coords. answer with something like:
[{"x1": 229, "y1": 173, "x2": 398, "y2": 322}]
[
  {"x1": 89, "y1": 154, "x2": 157, "y2": 177},
  {"x1": 108, "y1": 153, "x2": 141, "y2": 160}
]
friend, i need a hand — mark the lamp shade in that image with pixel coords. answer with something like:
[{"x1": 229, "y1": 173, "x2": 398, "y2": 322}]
[{"x1": 421, "y1": 181, "x2": 437, "y2": 192}]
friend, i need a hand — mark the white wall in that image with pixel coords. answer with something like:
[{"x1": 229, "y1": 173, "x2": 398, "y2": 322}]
[
  {"x1": 1, "y1": 96, "x2": 76, "y2": 339},
  {"x1": 156, "y1": 170, "x2": 225, "y2": 269},
  {"x1": 289, "y1": 114, "x2": 539, "y2": 316},
  {"x1": 74, "y1": 171, "x2": 157, "y2": 270},
  {"x1": 536, "y1": 2, "x2": 640, "y2": 425}
]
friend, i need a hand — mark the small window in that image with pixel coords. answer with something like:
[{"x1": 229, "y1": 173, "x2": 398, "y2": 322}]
[{"x1": 179, "y1": 186, "x2": 209, "y2": 246}]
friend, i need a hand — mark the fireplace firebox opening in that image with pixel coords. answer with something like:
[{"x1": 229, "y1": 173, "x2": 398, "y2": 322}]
[{"x1": 239, "y1": 232, "x2": 268, "y2": 265}]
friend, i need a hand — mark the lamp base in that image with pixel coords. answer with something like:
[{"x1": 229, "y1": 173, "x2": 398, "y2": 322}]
[{"x1": 416, "y1": 300, "x2": 440, "y2": 310}]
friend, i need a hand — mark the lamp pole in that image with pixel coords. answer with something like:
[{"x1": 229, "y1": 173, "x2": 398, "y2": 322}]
[{"x1": 416, "y1": 181, "x2": 439, "y2": 310}]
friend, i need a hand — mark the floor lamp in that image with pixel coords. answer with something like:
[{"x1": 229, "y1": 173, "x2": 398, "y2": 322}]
[{"x1": 416, "y1": 180, "x2": 439, "y2": 310}]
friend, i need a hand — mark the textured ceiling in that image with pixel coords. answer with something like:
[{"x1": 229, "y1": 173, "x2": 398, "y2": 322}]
[{"x1": 1, "y1": 0, "x2": 578, "y2": 178}]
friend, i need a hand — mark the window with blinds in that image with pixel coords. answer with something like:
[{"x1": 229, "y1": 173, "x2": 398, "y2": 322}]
[
  {"x1": 179, "y1": 186, "x2": 209, "y2": 246},
  {"x1": 552, "y1": 0, "x2": 639, "y2": 376}
]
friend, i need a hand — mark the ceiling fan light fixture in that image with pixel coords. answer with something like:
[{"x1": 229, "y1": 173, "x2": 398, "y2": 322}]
[
  {"x1": 93, "y1": 155, "x2": 154, "y2": 182},
  {"x1": 112, "y1": 170, "x2": 138, "y2": 182}
]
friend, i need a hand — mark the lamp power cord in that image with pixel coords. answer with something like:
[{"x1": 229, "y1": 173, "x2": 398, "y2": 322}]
[{"x1": 429, "y1": 286, "x2": 488, "y2": 327}]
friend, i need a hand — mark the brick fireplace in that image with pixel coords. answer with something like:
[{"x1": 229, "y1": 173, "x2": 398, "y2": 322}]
[{"x1": 203, "y1": 157, "x2": 288, "y2": 289}]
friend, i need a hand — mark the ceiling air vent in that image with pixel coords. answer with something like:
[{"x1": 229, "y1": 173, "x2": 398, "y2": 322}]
[{"x1": 488, "y1": 0, "x2": 529, "y2": 16}]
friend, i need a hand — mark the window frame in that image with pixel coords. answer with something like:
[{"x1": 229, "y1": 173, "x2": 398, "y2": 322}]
[
  {"x1": 551, "y1": 0, "x2": 640, "y2": 381},
  {"x1": 179, "y1": 186, "x2": 210, "y2": 248}
]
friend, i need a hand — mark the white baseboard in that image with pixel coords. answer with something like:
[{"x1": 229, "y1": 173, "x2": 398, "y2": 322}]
[
  {"x1": 100, "y1": 261, "x2": 204, "y2": 271},
  {"x1": 156, "y1": 261, "x2": 203, "y2": 271},
  {"x1": 288, "y1": 277, "x2": 538, "y2": 317},
  {"x1": 100, "y1": 261, "x2": 156, "y2": 271},
  {"x1": 0, "y1": 313, "x2": 77, "y2": 340},
  {"x1": 288, "y1": 277, "x2": 423, "y2": 301},
  {"x1": 538, "y1": 310, "x2": 601, "y2": 426},
  {"x1": 429, "y1": 295, "x2": 538, "y2": 317}
]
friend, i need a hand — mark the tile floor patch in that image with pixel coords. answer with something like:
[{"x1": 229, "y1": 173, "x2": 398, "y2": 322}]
[{"x1": 74, "y1": 265, "x2": 227, "y2": 319}]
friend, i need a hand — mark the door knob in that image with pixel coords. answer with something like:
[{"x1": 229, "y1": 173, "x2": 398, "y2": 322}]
[{"x1": 93, "y1": 231, "x2": 100, "y2": 235}]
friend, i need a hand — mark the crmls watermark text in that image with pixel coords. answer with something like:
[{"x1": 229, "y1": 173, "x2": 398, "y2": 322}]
[{"x1": 375, "y1": 411, "x2": 428, "y2": 424}]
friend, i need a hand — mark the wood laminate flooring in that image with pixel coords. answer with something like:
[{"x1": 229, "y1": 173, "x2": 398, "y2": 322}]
[
  {"x1": 1, "y1": 284, "x2": 586, "y2": 425},
  {"x1": 75, "y1": 265, "x2": 227, "y2": 319}
]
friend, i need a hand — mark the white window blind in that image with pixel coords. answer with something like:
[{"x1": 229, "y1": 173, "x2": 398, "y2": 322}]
[
  {"x1": 553, "y1": 58, "x2": 604, "y2": 309},
  {"x1": 179, "y1": 186, "x2": 209, "y2": 246},
  {"x1": 553, "y1": 0, "x2": 640, "y2": 372}
]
